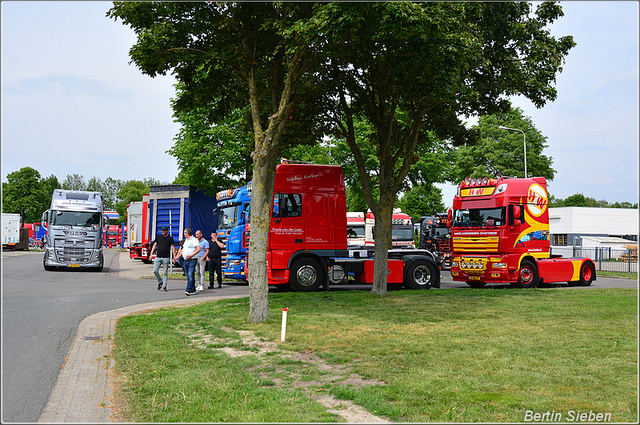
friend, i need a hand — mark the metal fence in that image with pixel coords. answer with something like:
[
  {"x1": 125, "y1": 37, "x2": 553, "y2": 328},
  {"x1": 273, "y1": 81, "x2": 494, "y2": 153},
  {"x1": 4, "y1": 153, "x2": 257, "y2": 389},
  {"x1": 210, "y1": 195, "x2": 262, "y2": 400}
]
[{"x1": 550, "y1": 246, "x2": 638, "y2": 273}]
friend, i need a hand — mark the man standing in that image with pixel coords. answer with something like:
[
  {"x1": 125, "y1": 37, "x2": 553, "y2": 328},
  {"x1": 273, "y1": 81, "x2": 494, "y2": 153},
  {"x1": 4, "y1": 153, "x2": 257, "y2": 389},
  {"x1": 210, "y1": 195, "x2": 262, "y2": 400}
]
[
  {"x1": 150, "y1": 226, "x2": 175, "y2": 292},
  {"x1": 207, "y1": 231, "x2": 225, "y2": 289},
  {"x1": 174, "y1": 228, "x2": 200, "y2": 296},
  {"x1": 194, "y1": 230, "x2": 210, "y2": 292}
]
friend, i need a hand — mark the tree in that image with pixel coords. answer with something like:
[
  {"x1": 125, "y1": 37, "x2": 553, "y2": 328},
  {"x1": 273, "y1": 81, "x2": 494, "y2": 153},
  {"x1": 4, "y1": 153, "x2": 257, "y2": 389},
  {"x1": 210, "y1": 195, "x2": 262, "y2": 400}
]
[
  {"x1": 109, "y1": 2, "x2": 326, "y2": 322},
  {"x1": 314, "y1": 2, "x2": 574, "y2": 294},
  {"x1": 168, "y1": 105, "x2": 254, "y2": 194},
  {"x1": 397, "y1": 185, "x2": 446, "y2": 223},
  {"x1": 115, "y1": 180, "x2": 151, "y2": 220},
  {"x1": 2, "y1": 167, "x2": 48, "y2": 224},
  {"x1": 563, "y1": 193, "x2": 594, "y2": 207},
  {"x1": 109, "y1": 2, "x2": 575, "y2": 303},
  {"x1": 41, "y1": 174, "x2": 62, "y2": 213},
  {"x1": 62, "y1": 174, "x2": 87, "y2": 191},
  {"x1": 103, "y1": 177, "x2": 124, "y2": 211},
  {"x1": 449, "y1": 104, "x2": 556, "y2": 183}
]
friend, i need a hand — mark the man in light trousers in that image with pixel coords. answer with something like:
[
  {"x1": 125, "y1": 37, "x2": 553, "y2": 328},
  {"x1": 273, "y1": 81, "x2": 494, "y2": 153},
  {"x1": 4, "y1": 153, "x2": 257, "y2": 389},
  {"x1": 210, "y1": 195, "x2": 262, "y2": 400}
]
[
  {"x1": 150, "y1": 226, "x2": 175, "y2": 292},
  {"x1": 194, "y1": 230, "x2": 210, "y2": 292}
]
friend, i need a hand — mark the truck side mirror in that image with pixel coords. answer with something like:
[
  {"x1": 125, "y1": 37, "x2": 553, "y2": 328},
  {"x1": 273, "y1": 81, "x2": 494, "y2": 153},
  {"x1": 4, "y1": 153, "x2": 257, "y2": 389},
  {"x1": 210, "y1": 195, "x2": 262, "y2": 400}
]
[
  {"x1": 41, "y1": 210, "x2": 49, "y2": 228},
  {"x1": 447, "y1": 209, "x2": 453, "y2": 229},
  {"x1": 513, "y1": 206, "x2": 521, "y2": 226}
]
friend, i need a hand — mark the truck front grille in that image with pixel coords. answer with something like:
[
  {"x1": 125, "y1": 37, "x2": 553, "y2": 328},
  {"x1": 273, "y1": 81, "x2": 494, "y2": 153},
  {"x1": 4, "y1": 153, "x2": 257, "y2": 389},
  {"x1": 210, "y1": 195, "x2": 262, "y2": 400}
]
[{"x1": 55, "y1": 239, "x2": 94, "y2": 263}]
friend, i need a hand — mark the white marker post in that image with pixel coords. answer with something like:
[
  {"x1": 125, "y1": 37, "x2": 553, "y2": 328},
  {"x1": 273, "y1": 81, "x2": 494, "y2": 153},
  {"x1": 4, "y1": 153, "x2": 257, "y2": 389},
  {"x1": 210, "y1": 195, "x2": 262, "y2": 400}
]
[{"x1": 280, "y1": 308, "x2": 288, "y2": 342}]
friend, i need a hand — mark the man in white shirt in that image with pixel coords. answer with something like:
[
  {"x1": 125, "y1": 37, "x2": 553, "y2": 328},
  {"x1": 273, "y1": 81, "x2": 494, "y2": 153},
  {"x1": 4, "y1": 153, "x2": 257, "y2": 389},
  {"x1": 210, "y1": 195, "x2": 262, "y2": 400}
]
[{"x1": 177, "y1": 228, "x2": 200, "y2": 295}]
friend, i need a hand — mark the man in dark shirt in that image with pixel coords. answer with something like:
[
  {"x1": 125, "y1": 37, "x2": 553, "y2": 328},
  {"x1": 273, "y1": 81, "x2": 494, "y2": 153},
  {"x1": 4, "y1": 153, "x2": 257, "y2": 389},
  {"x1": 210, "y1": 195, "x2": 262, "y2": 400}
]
[
  {"x1": 207, "y1": 231, "x2": 225, "y2": 289},
  {"x1": 150, "y1": 226, "x2": 176, "y2": 292}
]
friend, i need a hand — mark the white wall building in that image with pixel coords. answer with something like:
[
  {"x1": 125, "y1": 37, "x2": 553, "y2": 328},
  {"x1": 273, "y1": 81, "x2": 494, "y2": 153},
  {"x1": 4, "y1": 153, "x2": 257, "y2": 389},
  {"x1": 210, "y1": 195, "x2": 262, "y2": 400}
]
[{"x1": 549, "y1": 207, "x2": 638, "y2": 247}]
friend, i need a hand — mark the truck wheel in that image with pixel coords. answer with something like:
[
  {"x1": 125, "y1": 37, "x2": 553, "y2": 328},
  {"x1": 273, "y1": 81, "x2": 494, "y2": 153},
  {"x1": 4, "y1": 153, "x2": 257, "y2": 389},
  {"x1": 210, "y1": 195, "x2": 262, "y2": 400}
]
[
  {"x1": 404, "y1": 260, "x2": 437, "y2": 290},
  {"x1": 42, "y1": 256, "x2": 56, "y2": 272},
  {"x1": 466, "y1": 281, "x2": 487, "y2": 288},
  {"x1": 514, "y1": 260, "x2": 538, "y2": 288},
  {"x1": 289, "y1": 258, "x2": 323, "y2": 292},
  {"x1": 93, "y1": 254, "x2": 104, "y2": 272},
  {"x1": 577, "y1": 262, "x2": 594, "y2": 286}
]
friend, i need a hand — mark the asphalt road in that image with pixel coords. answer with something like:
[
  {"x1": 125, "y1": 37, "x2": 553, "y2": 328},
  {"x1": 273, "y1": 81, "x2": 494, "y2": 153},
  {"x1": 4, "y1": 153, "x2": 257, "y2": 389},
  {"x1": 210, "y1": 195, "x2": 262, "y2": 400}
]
[
  {"x1": 1, "y1": 250, "x2": 636, "y2": 422},
  {"x1": 1, "y1": 249, "x2": 250, "y2": 423}
]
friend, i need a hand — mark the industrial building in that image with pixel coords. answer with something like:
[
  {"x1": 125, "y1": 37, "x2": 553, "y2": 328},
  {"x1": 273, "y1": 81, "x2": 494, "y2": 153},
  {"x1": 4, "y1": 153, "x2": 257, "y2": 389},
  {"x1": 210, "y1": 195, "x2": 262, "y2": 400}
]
[{"x1": 549, "y1": 207, "x2": 638, "y2": 248}]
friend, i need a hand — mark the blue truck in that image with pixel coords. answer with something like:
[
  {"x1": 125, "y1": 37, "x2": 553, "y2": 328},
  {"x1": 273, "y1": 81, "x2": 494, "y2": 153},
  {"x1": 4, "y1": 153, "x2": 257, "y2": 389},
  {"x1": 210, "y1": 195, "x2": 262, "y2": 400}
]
[
  {"x1": 130, "y1": 185, "x2": 218, "y2": 263},
  {"x1": 215, "y1": 183, "x2": 251, "y2": 280}
]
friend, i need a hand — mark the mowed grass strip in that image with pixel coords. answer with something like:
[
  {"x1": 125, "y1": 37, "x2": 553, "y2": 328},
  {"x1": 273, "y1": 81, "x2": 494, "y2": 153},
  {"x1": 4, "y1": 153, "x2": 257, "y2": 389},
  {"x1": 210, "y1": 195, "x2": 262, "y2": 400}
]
[{"x1": 112, "y1": 288, "x2": 637, "y2": 422}]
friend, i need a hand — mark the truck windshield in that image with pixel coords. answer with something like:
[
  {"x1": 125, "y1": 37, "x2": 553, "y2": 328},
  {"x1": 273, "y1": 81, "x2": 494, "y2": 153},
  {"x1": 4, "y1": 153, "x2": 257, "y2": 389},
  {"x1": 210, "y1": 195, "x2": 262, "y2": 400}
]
[
  {"x1": 348, "y1": 226, "x2": 365, "y2": 238},
  {"x1": 453, "y1": 208, "x2": 505, "y2": 228},
  {"x1": 392, "y1": 226, "x2": 414, "y2": 241},
  {"x1": 218, "y1": 205, "x2": 239, "y2": 230},
  {"x1": 51, "y1": 210, "x2": 102, "y2": 227},
  {"x1": 434, "y1": 226, "x2": 449, "y2": 238}
]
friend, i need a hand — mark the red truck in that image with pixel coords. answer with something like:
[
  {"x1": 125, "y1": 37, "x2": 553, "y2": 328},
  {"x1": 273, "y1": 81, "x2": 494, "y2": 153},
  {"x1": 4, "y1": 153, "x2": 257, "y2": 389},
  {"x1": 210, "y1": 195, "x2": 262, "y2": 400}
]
[
  {"x1": 449, "y1": 176, "x2": 596, "y2": 288},
  {"x1": 104, "y1": 225, "x2": 122, "y2": 248},
  {"x1": 127, "y1": 196, "x2": 152, "y2": 262},
  {"x1": 258, "y1": 162, "x2": 441, "y2": 291}
]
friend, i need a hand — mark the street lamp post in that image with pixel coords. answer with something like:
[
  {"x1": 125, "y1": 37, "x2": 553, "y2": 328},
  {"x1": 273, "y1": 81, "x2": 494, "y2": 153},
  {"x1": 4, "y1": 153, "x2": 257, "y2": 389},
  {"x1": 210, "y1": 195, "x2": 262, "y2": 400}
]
[{"x1": 499, "y1": 125, "x2": 527, "y2": 178}]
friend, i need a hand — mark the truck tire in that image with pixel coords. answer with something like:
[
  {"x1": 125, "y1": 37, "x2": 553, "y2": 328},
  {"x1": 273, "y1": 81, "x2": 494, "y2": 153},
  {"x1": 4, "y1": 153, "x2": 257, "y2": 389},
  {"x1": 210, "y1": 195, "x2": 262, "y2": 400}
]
[
  {"x1": 570, "y1": 262, "x2": 594, "y2": 287},
  {"x1": 513, "y1": 260, "x2": 539, "y2": 288},
  {"x1": 42, "y1": 261, "x2": 56, "y2": 272},
  {"x1": 289, "y1": 258, "x2": 323, "y2": 292},
  {"x1": 93, "y1": 254, "x2": 104, "y2": 272},
  {"x1": 43, "y1": 256, "x2": 55, "y2": 271},
  {"x1": 404, "y1": 260, "x2": 437, "y2": 290}
]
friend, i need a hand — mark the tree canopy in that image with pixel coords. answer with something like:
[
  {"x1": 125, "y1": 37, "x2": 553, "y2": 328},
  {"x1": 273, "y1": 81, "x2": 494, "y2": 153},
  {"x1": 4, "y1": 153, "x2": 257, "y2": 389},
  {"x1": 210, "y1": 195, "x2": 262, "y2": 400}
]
[
  {"x1": 108, "y1": 1, "x2": 577, "y2": 314},
  {"x1": 309, "y1": 1, "x2": 575, "y2": 294},
  {"x1": 2, "y1": 167, "x2": 48, "y2": 224},
  {"x1": 450, "y1": 104, "x2": 556, "y2": 183}
]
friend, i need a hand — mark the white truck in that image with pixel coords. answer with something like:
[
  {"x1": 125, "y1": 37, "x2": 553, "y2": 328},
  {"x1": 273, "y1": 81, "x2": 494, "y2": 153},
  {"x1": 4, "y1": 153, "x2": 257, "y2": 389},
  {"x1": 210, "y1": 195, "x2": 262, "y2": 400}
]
[
  {"x1": 365, "y1": 208, "x2": 416, "y2": 249},
  {"x1": 41, "y1": 190, "x2": 109, "y2": 271},
  {"x1": 346, "y1": 212, "x2": 366, "y2": 247},
  {"x1": 2, "y1": 213, "x2": 27, "y2": 250}
]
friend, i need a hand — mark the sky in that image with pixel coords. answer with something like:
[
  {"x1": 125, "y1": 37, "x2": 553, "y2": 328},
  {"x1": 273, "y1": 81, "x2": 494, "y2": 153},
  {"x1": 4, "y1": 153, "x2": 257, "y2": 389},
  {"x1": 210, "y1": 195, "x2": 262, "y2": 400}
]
[{"x1": 2, "y1": 1, "x2": 638, "y2": 207}]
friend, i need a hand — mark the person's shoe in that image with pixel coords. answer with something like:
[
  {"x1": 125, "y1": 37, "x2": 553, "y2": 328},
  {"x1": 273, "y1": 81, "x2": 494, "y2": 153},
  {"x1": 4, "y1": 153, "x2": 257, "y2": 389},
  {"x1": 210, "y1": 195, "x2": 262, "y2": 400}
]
[
  {"x1": 196, "y1": 285, "x2": 203, "y2": 292},
  {"x1": 208, "y1": 286, "x2": 214, "y2": 289},
  {"x1": 217, "y1": 284, "x2": 222, "y2": 288},
  {"x1": 157, "y1": 283, "x2": 162, "y2": 290},
  {"x1": 185, "y1": 291, "x2": 191, "y2": 296},
  {"x1": 163, "y1": 288, "x2": 168, "y2": 292}
]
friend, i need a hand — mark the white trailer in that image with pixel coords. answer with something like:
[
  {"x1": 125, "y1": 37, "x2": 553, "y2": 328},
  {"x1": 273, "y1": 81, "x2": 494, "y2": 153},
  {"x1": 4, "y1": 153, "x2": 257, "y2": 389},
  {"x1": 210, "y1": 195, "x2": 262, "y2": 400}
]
[{"x1": 2, "y1": 213, "x2": 22, "y2": 248}]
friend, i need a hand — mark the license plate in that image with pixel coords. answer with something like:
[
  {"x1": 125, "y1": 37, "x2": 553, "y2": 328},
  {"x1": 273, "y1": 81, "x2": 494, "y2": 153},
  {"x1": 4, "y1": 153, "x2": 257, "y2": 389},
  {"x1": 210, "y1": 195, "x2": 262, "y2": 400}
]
[
  {"x1": 68, "y1": 264, "x2": 80, "y2": 268},
  {"x1": 469, "y1": 276, "x2": 481, "y2": 281}
]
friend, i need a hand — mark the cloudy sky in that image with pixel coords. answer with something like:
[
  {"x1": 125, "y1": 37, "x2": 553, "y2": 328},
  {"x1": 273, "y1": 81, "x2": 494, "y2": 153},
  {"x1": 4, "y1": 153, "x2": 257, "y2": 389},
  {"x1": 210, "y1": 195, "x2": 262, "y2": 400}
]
[{"x1": 2, "y1": 1, "x2": 638, "y2": 206}]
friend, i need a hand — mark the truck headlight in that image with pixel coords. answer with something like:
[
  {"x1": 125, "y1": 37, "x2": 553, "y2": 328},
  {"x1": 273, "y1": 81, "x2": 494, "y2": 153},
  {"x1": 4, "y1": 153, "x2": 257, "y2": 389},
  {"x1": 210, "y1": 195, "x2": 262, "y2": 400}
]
[
  {"x1": 493, "y1": 262, "x2": 507, "y2": 268},
  {"x1": 451, "y1": 261, "x2": 459, "y2": 267}
]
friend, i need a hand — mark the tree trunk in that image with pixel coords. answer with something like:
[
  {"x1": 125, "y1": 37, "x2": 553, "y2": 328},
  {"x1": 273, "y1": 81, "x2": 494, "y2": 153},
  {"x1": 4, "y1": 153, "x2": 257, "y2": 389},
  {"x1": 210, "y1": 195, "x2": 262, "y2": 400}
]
[
  {"x1": 247, "y1": 157, "x2": 275, "y2": 322},
  {"x1": 370, "y1": 197, "x2": 394, "y2": 295}
]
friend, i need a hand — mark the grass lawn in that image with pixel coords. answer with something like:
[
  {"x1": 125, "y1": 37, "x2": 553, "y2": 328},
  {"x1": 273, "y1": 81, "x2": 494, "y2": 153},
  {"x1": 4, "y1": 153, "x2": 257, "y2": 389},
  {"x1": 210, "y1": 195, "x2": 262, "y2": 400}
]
[{"x1": 112, "y1": 288, "x2": 637, "y2": 422}]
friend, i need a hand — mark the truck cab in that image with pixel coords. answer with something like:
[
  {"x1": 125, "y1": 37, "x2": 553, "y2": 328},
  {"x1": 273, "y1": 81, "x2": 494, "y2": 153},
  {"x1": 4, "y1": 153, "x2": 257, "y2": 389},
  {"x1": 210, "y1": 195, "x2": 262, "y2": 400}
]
[
  {"x1": 449, "y1": 176, "x2": 595, "y2": 287},
  {"x1": 347, "y1": 212, "x2": 366, "y2": 247},
  {"x1": 260, "y1": 162, "x2": 440, "y2": 292},
  {"x1": 216, "y1": 183, "x2": 251, "y2": 280},
  {"x1": 42, "y1": 190, "x2": 108, "y2": 271},
  {"x1": 365, "y1": 209, "x2": 415, "y2": 249}
]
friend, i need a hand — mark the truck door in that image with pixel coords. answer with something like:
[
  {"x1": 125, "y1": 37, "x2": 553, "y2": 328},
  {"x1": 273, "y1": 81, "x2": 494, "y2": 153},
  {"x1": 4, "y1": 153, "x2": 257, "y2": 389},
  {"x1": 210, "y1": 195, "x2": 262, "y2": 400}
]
[{"x1": 270, "y1": 193, "x2": 305, "y2": 270}]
